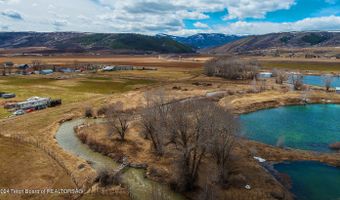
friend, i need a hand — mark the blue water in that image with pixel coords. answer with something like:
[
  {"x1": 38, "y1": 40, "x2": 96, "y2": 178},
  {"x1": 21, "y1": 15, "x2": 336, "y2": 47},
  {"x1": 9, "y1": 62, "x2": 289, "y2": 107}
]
[
  {"x1": 240, "y1": 104, "x2": 340, "y2": 152},
  {"x1": 300, "y1": 75, "x2": 340, "y2": 88},
  {"x1": 274, "y1": 161, "x2": 340, "y2": 200}
]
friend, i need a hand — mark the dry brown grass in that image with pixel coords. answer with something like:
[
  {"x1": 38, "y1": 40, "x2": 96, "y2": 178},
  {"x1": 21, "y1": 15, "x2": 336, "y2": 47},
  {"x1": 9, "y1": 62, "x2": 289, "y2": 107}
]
[
  {"x1": 0, "y1": 137, "x2": 76, "y2": 200},
  {"x1": 0, "y1": 55, "x2": 207, "y2": 68}
]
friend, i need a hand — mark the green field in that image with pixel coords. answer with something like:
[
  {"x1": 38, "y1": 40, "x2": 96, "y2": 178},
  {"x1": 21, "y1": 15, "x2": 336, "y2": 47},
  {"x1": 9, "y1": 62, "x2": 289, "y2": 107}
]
[{"x1": 261, "y1": 60, "x2": 340, "y2": 72}]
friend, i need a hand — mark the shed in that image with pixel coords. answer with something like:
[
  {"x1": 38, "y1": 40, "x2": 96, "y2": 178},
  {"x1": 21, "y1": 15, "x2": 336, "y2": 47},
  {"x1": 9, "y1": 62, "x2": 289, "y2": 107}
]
[
  {"x1": 17, "y1": 64, "x2": 30, "y2": 70},
  {"x1": 3, "y1": 62, "x2": 14, "y2": 67},
  {"x1": 40, "y1": 69, "x2": 54, "y2": 75},
  {"x1": 336, "y1": 87, "x2": 340, "y2": 94},
  {"x1": 257, "y1": 72, "x2": 273, "y2": 79}
]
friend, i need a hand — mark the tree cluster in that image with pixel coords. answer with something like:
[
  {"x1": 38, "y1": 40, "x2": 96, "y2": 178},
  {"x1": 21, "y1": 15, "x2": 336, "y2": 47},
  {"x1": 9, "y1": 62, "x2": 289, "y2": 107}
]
[
  {"x1": 140, "y1": 91, "x2": 240, "y2": 191},
  {"x1": 204, "y1": 56, "x2": 259, "y2": 80}
]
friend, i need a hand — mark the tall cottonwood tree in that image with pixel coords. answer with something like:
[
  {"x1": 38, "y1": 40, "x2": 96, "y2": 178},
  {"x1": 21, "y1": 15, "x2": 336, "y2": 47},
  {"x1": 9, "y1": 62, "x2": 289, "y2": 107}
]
[
  {"x1": 140, "y1": 90, "x2": 170, "y2": 155},
  {"x1": 106, "y1": 101, "x2": 131, "y2": 141}
]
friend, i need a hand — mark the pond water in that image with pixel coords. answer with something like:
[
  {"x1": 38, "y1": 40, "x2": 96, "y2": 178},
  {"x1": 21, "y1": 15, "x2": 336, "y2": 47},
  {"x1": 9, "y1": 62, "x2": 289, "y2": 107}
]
[
  {"x1": 288, "y1": 75, "x2": 340, "y2": 88},
  {"x1": 55, "y1": 118, "x2": 184, "y2": 200},
  {"x1": 303, "y1": 75, "x2": 340, "y2": 88},
  {"x1": 240, "y1": 104, "x2": 340, "y2": 152},
  {"x1": 274, "y1": 161, "x2": 340, "y2": 200}
]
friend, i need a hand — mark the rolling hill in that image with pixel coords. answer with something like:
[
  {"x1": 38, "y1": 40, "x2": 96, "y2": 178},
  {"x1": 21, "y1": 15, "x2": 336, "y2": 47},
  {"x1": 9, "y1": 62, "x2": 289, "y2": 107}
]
[
  {"x1": 0, "y1": 32, "x2": 195, "y2": 54},
  {"x1": 208, "y1": 31, "x2": 340, "y2": 54}
]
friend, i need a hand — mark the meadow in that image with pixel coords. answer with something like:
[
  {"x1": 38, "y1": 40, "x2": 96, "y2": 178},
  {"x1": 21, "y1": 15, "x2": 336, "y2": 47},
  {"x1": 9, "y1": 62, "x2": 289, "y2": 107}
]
[{"x1": 260, "y1": 60, "x2": 340, "y2": 72}]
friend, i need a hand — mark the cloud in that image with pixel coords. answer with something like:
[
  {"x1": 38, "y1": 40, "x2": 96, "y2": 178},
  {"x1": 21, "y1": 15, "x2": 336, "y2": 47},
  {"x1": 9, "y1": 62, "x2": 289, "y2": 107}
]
[
  {"x1": 1, "y1": 9, "x2": 22, "y2": 20},
  {"x1": 194, "y1": 22, "x2": 209, "y2": 28},
  {"x1": 0, "y1": 24, "x2": 8, "y2": 30},
  {"x1": 224, "y1": 0, "x2": 295, "y2": 19},
  {"x1": 0, "y1": 0, "x2": 338, "y2": 36},
  {"x1": 217, "y1": 16, "x2": 340, "y2": 35},
  {"x1": 0, "y1": 0, "x2": 20, "y2": 4}
]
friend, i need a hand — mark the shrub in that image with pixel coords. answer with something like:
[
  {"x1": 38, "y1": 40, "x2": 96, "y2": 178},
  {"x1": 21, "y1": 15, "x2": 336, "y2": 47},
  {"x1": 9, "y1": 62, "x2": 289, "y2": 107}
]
[
  {"x1": 84, "y1": 107, "x2": 93, "y2": 118},
  {"x1": 96, "y1": 169, "x2": 122, "y2": 187},
  {"x1": 97, "y1": 106, "x2": 108, "y2": 116}
]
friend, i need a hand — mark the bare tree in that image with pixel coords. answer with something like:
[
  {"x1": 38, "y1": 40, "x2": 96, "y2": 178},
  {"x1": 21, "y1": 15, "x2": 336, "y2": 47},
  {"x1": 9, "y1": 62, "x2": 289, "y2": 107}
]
[
  {"x1": 272, "y1": 69, "x2": 288, "y2": 84},
  {"x1": 167, "y1": 100, "x2": 225, "y2": 190},
  {"x1": 209, "y1": 109, "x2": 239, "y2": 185},
  {"x1": 322, "y1": 75, "x2": 333, "y2": 91},
  {"x1": 290, "y1": 74, "x2": 304, "y2": 90},
  {"x1": 204, "y1": 56, "x2": 259, "y2": 80},
  {"x1": 31, "y1": 60, "x2": 42, "y2": 71},
  {"x1": 166, "y1": 100, "x2": 240, "y2": 190},
  {"x1": 140, "y1": 90, "x2": 170, "y2": 155},
  {"x1": 106, "y1": 101, "x2": 131, "y2": 141}
]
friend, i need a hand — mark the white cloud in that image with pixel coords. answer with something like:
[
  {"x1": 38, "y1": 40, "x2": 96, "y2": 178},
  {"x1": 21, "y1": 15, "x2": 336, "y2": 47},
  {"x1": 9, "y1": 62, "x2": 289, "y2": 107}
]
[
  {"x1": 217, "y1": 16, "x2": 340, "y2": 35},
  {"x1": 224, "y1": 0, "x2": 295, "y2": 19},
  {"x1": 0, "y1": 0, "x2": 300, "y2": 34},
  {"x1": 1, "y1": 9, "x2": 22, "y2": 20},
  {"x1": 194, "y1": 22, "x2": 209, "y2": 28}
]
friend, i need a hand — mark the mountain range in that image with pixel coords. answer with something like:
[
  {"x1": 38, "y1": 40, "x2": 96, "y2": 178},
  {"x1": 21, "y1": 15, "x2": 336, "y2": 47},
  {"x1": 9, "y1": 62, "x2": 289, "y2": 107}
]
[
  {"x1": 0, "y1": 32, "x2": 194, "y2": 54},
  {"x1": 207, "y1": 31, "x2": 340, "y2": 54},
  {"x1": 1, "y1": 31, "x2": 340, "y2": 55}
]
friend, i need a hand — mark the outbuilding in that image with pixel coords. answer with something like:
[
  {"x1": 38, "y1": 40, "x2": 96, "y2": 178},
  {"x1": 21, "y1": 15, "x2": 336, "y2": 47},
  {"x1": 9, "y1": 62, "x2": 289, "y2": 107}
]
[
  {"x1": 257, "y1": 72, "x2": 273, "y2": 79},
  {"x1": 336, "y1": 87, "x2": 340, "y2": 94},
  {"x1": 40, "y1": 69, "x2": 54, "y2": 75}
]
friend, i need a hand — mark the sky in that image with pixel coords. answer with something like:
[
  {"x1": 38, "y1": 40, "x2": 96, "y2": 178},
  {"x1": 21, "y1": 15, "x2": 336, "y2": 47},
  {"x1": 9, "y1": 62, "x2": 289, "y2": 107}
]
[{"x1": 0, "y1": 0, "x2": 340, "y2": 36}]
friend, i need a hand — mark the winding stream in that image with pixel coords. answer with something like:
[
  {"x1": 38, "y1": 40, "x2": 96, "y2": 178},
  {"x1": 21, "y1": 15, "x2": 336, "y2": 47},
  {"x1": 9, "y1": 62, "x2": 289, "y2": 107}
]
[{"x1": 55, "y1": 118, "x2": 184, "y2": 200}]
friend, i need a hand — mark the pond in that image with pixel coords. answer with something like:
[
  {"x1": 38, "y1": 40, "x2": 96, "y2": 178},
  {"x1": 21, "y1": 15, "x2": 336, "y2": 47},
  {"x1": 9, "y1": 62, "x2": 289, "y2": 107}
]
[
  {"x1": 304, "y1": 75, "x2": 340, "y2": 88},
  {"x1": 289, "y1": 75, "x2": 340, "y2": 88},
  {"x1": 55, "y1": 119, "x2": 184, "y2": 200},
  {"x1": 240, "y1": 104, "x2": 340, "y2": 152},
  {"x1": 274, "y1": 161, "x2": 340, "y2": 200}
]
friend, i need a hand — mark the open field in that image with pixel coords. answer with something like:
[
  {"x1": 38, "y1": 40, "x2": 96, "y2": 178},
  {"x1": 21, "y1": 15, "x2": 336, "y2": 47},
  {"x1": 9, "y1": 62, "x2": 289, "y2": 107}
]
[
  {"x1": 0, "y1": 137, "x2": 75, "y2": 200},
  {"x1": 0, "y1": 75, "x2": 156, "y2": 118},
  {"x1": 257, "y1": 57, "x2": 340, "y2": 72},
  {"x1": 261, "y1": 60, "x2": 340, "y2": 72},
  {"x1": 0, "y1": 55, "x2": 208, "y2": 68},
  {"x1": 0, "y1": 55, "x2": 205, "y2": 119}
]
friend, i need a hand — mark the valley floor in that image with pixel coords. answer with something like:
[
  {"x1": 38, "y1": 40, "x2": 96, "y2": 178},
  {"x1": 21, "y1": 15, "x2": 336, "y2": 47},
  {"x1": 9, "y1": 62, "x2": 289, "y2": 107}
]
[{"x1": 0, "y1": 56, "x2": 339, "y2": 200}]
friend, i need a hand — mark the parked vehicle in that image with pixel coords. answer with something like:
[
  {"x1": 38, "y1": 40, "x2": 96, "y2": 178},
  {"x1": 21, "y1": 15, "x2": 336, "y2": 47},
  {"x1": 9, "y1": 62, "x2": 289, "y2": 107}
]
[
  {"x1": 49, "y1": 99, "x2": 62, "y2": 107},
  {"x1": 13, "y1": 110, "x2": 25, "y2": 116},
  {"x1": 25, "y1": 108, "x2": 35, "y2": 113},
  {"x1": 2, "y1": 93, "x2": 16, "y2": 99}
]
